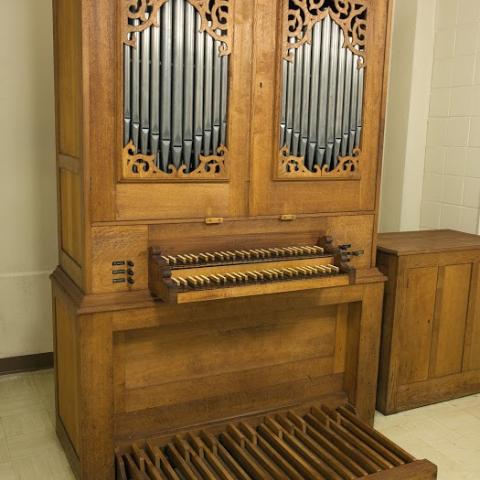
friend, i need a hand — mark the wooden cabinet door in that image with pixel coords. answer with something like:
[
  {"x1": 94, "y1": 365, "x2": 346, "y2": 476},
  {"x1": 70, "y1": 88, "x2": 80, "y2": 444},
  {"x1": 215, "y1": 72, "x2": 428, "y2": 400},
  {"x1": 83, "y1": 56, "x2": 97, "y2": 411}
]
[
  {"x1": 89, "y1": 0, "x2": 254, "y2": 222},
  {"x1": 249, "y1": 0, "x2": 391, "y2": 216}
]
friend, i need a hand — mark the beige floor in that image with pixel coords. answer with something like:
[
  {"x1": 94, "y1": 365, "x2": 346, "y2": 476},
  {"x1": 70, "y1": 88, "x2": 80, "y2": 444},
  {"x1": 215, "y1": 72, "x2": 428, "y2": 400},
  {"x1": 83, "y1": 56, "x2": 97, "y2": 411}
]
[{"x1": 0, "y1": 370, "x2": 479, "y2": 479}]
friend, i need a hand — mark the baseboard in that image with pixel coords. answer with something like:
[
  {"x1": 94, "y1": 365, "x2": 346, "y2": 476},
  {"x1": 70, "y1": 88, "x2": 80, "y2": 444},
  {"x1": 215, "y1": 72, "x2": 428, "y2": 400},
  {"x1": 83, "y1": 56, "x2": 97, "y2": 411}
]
[{"x1": 0, "y1": 352, "x2": 54, "y2": 376}]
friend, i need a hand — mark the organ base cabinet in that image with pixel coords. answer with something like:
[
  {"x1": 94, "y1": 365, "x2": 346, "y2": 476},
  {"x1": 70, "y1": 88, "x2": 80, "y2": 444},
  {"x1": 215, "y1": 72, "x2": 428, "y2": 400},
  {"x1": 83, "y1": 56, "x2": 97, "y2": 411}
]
[
  {"x1": 377, "y1": 230, "x2": 480, "y2": 414},
  {"x1": 53, "y1": 268, "x2": 437, "y2": 480},
  {"x1": 50, "y1": 0, "x2": 438, "y2": 478}
]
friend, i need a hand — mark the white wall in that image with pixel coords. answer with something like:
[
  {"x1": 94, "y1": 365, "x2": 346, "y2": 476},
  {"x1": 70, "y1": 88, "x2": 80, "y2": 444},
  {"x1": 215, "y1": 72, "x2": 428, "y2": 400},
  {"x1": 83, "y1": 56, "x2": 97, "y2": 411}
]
[
  {"x1": 380, "y1": 0, "x2": 436, "y2": 232},
  {"x1": 420, "y1": 0, "x2": 480, "y2": 233},
  {"x1": 0, "y1": 0, "x2": 57, "y2": 358}
]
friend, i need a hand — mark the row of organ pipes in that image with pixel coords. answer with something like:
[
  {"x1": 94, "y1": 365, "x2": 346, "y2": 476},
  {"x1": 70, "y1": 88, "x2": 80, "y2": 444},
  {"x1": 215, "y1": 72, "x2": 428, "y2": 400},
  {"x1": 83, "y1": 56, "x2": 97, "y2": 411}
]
[
  {"x1": 280, "y1": 16, "x2": 364, "y2": 171},
  {"x1": 124, "y1": 0, "x2": 229, "y2": 172}
]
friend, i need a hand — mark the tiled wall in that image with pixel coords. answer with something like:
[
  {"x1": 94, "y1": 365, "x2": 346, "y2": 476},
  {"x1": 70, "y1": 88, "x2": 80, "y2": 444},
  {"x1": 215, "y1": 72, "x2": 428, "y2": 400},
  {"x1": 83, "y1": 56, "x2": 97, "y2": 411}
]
[
  {"x1": 422, "y1": 0, "x2": 480, "y2": 233},
  {"x1": 0, "y1": 0, "x2": 57, "y2": 358}
]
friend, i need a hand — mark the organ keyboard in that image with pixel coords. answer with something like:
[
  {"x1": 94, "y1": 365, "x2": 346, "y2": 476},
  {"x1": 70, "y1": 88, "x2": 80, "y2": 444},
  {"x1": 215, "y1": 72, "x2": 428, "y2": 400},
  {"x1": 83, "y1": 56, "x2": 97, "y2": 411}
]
[{"x1": 149, "y1": 237, "x2": 361, "y2": 303}]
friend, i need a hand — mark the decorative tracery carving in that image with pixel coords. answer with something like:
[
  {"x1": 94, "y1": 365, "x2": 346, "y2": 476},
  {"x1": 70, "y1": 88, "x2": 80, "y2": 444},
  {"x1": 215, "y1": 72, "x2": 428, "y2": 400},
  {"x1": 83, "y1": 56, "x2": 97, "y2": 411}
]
[
  {"x1": 278, "y1": 147, "x2": 360, "y2": 179},
  {"x1": 124, "y1": 0, "x2": 232, "y2": 56},
  {"x1": 284, "y1": 0, "x2": 367, "y2": 68},
  {"x1": 188, "y1": 0, "x2": 232, "y2": 56},
  {"x1": 123, "y1": 142, "x2": 229, "y2": 180},
  {"x1": 125, "y1": 0, "x2": 168, "y2": 47}
]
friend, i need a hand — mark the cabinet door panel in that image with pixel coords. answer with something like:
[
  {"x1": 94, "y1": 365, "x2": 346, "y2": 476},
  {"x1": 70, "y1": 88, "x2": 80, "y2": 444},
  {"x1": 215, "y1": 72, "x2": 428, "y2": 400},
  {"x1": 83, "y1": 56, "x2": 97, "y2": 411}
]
[
  {"x1": 398, "y1": 267, "x2": 437, "y2": 385},
  {"x1": 430, "y1": 264, "x2": 471, "y2": 378},
  {"x1": 250, "y1": 0, "x2": 390, "y2": 216},
  {"x1": 464, "y1": 263, "x2": 480, "y2": 371},
  {"x1": 90, "y1": 0, "x2": 253, "y2": 221}
]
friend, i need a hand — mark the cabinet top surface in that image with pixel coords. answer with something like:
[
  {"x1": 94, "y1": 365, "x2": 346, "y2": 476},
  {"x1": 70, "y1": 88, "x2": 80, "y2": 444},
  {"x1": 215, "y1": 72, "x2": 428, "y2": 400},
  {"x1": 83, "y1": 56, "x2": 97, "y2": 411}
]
[{"x1": 377, "y1": 229, "x2": 480, "y2": 256}]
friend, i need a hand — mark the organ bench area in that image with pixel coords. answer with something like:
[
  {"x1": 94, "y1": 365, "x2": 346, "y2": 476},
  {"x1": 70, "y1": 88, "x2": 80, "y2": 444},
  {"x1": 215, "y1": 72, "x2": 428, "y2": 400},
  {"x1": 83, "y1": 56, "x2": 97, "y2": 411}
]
[{"x1": 51, "y1": 0, "x2": 436, "y2": 479}]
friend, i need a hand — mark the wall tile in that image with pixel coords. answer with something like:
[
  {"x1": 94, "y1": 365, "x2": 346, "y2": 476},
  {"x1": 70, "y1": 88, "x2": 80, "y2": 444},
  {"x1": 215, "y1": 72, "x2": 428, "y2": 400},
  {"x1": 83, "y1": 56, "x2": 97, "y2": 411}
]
[
  {"x1": 432, "y1": 58, "x2": 454, "y2": 88},
  {"x1": 427, "y1": 118, "x2": 448, "y2": 146},
  {"x1": 452, "y1": 55, "x2": 475, "y2": 86},
  {"x1": 466, "y1": 147, "x2": 480, "y2": 176},
  {"x1": 470, "y1": 85, "x2": 480, "y2": 115},
  {"x1": 469, "y1": 117, "x2": 480, "y2": 146},
  {"x1": 455, "y1": 24, "x2": 479, "y2": 56},
  {"x1": 437, "y1": 0, "x2": 459, "y2": 29},
  {"x1": 425, "y1": 146, "x2": 447, "y2": 174},
  {"x1": 423, "y1": 173, "x2": 445, "y2": 202},
  {"x1": 446, "y1": 117, "x2": 470, "y2": 145},
  {"x1": 463, "y1": 177, "x2": 480, "y2": 206},
  {"x1": 450, "y1": 86, "x2": 472, "y2": 116},
  {"x1": 474, "y1": 53, "x2": 480, "y2": 83},
  {"x1": 458, "y1": 0, "x2": 480, "y2": 26},
  {"x1": 421, "y1": 202, "x2": 442, "y2": 229},
  {"x1": 431, "y1": 88, "x2": 452, "y2": 116},
  {"x1": 443, "y1": 175, "x2": 465, "y2": 204},
  {"x1": 435, "y1": 28, "x2": 456, "y2": 58},
  {"x1": 422, "y1": 6, "x2": 480, "y2": 236},
  {"x1": 445, "y1": 146, "x2": 467, "y2": 175},
  {"x1": 459, "y1": 207, "x2": 479, "y2": 233},
  {"x1": 440, "y1": 204, "x2": 462, "y2": 229}
]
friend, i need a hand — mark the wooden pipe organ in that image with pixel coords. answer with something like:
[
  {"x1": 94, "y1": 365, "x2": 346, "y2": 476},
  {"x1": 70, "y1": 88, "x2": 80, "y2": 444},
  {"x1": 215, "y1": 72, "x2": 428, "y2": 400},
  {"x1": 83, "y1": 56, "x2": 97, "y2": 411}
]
[{"x1": 50, "y1": 0, "x2": 437, "y2": 479}]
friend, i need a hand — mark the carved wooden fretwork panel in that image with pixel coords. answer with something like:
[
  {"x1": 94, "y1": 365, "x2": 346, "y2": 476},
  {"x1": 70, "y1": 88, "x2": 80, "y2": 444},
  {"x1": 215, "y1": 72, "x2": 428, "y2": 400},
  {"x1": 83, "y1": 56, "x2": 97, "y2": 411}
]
[
  {"x1": 123, "y1": 142, "x2": 228, "y2": 180},
  {"x1": 122, "y1": 0, "x2": 231, "y2": 181},
  {"x1": 277, "y1": 0, "x2": 367, "y2": 181},
  {"x1": 124, "y1": 0, "x2": 232, "y2": 55},
  {"x1": 279, "y1": 147, "x2": 360, "y2": 179},
  {"x1": 283, "y1": 0, "x2": 367, "y2": 67},
  {"x1": 124, "y1": 0, "x2": 168, "y2": 47}
]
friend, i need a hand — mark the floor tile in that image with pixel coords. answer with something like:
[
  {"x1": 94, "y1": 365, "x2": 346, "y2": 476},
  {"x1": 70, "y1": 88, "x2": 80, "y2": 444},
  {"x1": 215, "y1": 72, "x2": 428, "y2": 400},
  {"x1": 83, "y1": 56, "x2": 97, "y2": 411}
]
[{"x1": 0, "y1": 462, "x2": 18, "y2": 480}]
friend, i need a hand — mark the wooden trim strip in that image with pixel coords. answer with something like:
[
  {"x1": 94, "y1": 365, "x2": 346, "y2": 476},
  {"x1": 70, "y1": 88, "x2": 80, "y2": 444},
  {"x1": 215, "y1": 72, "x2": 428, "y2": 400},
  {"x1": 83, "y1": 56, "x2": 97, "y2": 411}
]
[
  {"x1": 58, "y1": 154, "x2": 81, "y2": 173},
  {"x1": 0, "y1": 352, "x2": 53, "y2": 376}
]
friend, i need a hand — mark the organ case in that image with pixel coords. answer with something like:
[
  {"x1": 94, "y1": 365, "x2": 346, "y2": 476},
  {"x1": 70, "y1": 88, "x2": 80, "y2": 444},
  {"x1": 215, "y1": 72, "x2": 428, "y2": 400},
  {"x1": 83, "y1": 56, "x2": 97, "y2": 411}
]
[{"x1": 50, "y1": 0, "x2": 436, "y2": 479}]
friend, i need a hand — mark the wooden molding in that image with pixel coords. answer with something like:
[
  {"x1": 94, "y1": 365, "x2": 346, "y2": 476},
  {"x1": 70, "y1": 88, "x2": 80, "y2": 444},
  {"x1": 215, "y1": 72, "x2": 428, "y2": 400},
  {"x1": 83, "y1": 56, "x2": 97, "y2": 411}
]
[{"x1": 0, "y1": 352, "x2": 53, "y2": 376}]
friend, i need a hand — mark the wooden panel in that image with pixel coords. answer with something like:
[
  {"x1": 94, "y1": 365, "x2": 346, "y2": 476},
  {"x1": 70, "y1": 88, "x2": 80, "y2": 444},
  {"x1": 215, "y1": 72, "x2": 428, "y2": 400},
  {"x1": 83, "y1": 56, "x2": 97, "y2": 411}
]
[
  {"x1": 334, "y1": 304, "x2": 349, "y2": 374},
  {"x1": 60, "y1": 168, "x2": 83, "y2": 266},
  {"x1": 91, "y1": 226, "x2": 148, "y2": 293},
  {"x1": 376, "y1": 252, "x2": 399, "y2": 414},
  {"x1": 249, "y1": 0, "x2": 390, "y2": 216},
  {"x1": 464, "y1": 263, "x2": 480, "y2": 371},
  {"x1": 378, "y1": 230, "x2": 480, "y2": 256},
  {"x1": 55, "y1": 296, "x2": 79, "y2": 453},
  {"x1": 112, "y1": 302, "x2": 352, "y2": 433},
  {"x1": 113, "y1": 0, "x2": 253, "y2": 221},
  {"x1": 398, "y1": 267, "x2": 438, "y2": 385},
  {"x1": 430, "y1": 263, "x2": 472, "y2": 378},
  {"x1": 54, "y1": 0, "x2": 82, "y2": 157},
  {"x1": 78, "y1": 312, "x2": 114, "y2": 480},
  {"x1": 396, "y1": 370, "x2": 480, "y2": 412},
  {"x1": 123, "y1": 305, "x2": 336, "y2": 388}
]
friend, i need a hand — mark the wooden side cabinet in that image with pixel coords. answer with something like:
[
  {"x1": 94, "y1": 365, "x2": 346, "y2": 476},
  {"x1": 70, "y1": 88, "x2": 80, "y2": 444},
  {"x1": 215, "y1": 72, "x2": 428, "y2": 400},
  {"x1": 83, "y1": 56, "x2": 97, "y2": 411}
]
[{"x1": 376, "y1": 230, "x2": 480, "y2": 414}]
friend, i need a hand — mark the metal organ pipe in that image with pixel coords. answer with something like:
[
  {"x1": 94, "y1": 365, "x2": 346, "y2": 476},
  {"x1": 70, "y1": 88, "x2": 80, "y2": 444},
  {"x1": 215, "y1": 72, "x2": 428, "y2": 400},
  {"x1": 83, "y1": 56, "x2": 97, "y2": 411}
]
[
  {"x1": 183, "y1": 1, "x2": 195, "y2": 171},
  {"x1": 279, "y1": 16, "x2": 365, "y2": 172},
  {"x1": 193, "y1": 12, "x2": 205, "y2": 169},
  {"x1": 131, "y1": 21, "x2": 140, "y2": 151},
  {"x1": 160, "y1": 0, "x2": 172, "y2": 170},
  {"x1": 220, "y1": 51, "x2": 229, "y2": 147},
  {"x1": 307, "y1": 22, "x2": 321, "y2": 170},
  {"x1": 140, "y1": 17, "x2": 151, "y2": 154},
  {"x1": 203, "y1": 28, "x2": 214, "y2": 157},
  {"x1": 172, "y1": 0, "x2": 185, "y2": 168},
  {"x1": 150, "y1": 10, "x2": 161, "y2": 163},
  {"x1": 123, "y1": 1, "x2": 230, "y2": 173}
]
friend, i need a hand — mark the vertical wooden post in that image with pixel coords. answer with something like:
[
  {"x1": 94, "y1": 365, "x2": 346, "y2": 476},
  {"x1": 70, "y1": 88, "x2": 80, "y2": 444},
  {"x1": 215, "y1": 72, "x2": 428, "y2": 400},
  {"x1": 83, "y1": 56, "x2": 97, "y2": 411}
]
[
  {"x1": 78, "y1": 312, "x2": 114, "y2": 480},
  {"x1": 345, "y1": 282, "x2": 385, "y2": 425}
]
